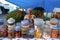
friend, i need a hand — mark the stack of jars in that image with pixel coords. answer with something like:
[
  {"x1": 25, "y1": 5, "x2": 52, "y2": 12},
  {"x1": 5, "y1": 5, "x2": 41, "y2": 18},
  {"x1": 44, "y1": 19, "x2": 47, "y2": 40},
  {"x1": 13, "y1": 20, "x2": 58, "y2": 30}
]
[
  {"x1": 21, "y1": 20, "x2": 29, "y2": 38},
  {"x1": 7, "y1": 18, "x2": 15, "y2": 38},
  {"x1": 15, "y1": 25, "x2": 21, "y2": 38},
  {"x1": 42, "y1": 24, "x2": 51, "y2": 39},
  {"x1": 50, "y1": 18, "x2": 58, "y2": 38},
  {"x1": 34, "y1": 18, "x2": 44, "y2": 38}
]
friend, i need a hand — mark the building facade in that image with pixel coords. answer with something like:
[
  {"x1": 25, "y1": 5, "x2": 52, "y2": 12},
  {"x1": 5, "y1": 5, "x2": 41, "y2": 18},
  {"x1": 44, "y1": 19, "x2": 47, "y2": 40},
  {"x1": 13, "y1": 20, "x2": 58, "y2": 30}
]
[{"x1": 0, "y1": 2, "x2": 9, "y2": 14}]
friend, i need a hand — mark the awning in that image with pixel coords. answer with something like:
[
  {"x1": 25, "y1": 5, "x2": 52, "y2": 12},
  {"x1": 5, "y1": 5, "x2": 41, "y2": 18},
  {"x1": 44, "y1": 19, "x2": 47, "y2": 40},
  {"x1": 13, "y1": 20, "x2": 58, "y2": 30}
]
[{"x1": 5, "y1": 0, "x2": 60, "y2": 12}]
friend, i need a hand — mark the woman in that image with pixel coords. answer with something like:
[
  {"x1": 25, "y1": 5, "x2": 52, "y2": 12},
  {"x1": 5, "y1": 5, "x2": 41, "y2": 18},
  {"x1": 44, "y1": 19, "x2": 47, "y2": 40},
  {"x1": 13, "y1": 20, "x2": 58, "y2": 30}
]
[{"x1": 24, "y1": 8, "x2": 36, "y2": 28}]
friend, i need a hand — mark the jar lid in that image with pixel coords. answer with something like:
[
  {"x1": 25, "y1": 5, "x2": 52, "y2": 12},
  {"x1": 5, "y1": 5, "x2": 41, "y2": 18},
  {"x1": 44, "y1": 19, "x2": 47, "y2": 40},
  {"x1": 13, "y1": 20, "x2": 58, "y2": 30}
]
[
  {"x1": 15, "y1": 26, "x2": 21, "y2": 31},
  {"x1": 21, "y1": 20, "x2": 29, "y2": 25},
  {"x1": 50, "y1": 18, "x2": 58, "y2": 24},
  {"x1": 7, "y1": 18, "x2": 15, "y2": 24},
  {"x1": 34, "y1": 18, "x2": 44, "y2": 26}
]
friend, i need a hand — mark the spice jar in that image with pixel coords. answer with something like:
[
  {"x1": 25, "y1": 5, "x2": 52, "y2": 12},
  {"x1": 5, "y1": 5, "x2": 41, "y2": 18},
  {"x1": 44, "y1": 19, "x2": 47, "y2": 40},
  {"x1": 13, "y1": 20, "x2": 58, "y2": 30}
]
[
  {"x1": 35, "y1": 26, "x2": 42, "y2": 38},
  {"x1": 7, "y1": 18, "x2": 15, "y2": 38},
  {"x1": 1, "y1": 25, "x2": 8, "y2": 37},
  {"x1": 8, "y1": 25, "x2": 15, "y2": 38},
  {"x1": 21, "y1": 28, "x2": 29, "y2": 38},
  {"x1": 42, "y1": 24, "x2": 51, "y2": 39},
  {"x1": 34, "y1": 18, "x2": 44, "y2": 38},
  {"x1": 21, "y1": 20, "x2": 29, "y2": 38},
  {"x1": 51, "y1": 29, "x2": 58, "y2": 38},
  {"x1": 50, "y1": 18, "x2": 58, "y2": 38},
  {"x1": 15, "y1": 25, "x2": 21, "y2": 38},
  {"x1": 29, "y1": 28, "x2": 35, "y2": 38}
]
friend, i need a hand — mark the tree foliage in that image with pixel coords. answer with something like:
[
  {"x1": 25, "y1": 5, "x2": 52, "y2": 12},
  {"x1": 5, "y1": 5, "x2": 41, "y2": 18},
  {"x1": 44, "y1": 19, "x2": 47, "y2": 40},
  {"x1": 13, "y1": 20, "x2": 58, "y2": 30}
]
[{"x1": 6, "y1": 9, "x2": 26, "y2": 23}]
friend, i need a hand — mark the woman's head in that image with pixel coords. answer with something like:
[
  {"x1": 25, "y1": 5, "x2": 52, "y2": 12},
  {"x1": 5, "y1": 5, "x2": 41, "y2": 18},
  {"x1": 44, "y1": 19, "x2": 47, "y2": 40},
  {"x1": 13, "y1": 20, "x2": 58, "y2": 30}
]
[{"x1": 27, "y1": 8, "x2": 32, "y2": 15}]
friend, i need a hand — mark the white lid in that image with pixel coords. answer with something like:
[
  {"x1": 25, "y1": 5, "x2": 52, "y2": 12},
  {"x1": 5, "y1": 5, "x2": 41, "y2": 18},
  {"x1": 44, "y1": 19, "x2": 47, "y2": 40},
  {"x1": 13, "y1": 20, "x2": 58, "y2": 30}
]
[
  {"x1": 34, "y1": 18, "x2": 44, "y2": 26},
  {"x1": 7, "y1": 18, "x2": 15, "y2": 24},
  {"x1": 50, "y1": 18, "x2": 58, "y2": 23},
  {"x1": 15, "y1": 26, "x2": 21, "y2": 31},
  {"x1": 21, "y1": 20, "x2": 29, "y2": 25}
]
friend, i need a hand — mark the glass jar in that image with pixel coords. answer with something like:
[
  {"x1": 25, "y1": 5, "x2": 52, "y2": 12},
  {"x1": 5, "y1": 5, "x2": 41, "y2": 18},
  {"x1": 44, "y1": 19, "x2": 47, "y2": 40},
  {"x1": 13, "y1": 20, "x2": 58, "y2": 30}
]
[
  {"x1": 1, "y1": 25, "x2": 8, "y2": 37},
  {"x1": 21, "y1": 20, "x2": 29, "y2": 38},
  {"x1": 51, "y1": 29, "x2": 58, "y2": 38},
  {"x1": 42, "y1": 24, "x2": 51, "y2": 39},
  {"x1": 34, "y1": 18, "x2": 44, "y2": 29},
  {"x1": 8, "y1": 25, "x2": 15, "y2": 38},
  {"x1": 28, "y1": 28, "x2": 35, "y2": 38},
  {"x1": 35, "y1": 26, "x2": 42, "y2": 38},
  {"x1": 34, "y1": 18, "x2": 44, "y2": 38},
  {"x1": 50, "y1": 18, "x2": 58, "y2": 38},
  {"x1": 21, "y1": 27, "x2": 29, "y2": 38},
  {"x1": 15, "y1": 25, "x2": 21, "y2": 38}
]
